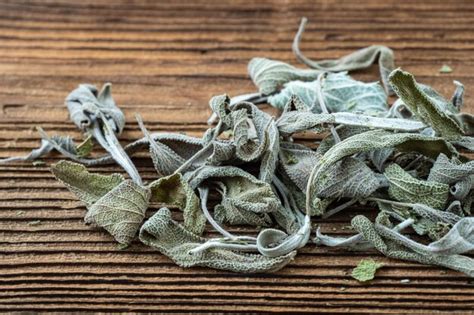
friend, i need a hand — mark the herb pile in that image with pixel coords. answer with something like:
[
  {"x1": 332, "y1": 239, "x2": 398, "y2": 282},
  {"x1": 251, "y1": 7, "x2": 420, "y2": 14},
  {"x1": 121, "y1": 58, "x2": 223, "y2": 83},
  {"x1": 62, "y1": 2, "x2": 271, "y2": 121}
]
[{"x1": 2, "y1": 18, "x2": 474, "y2": 276}]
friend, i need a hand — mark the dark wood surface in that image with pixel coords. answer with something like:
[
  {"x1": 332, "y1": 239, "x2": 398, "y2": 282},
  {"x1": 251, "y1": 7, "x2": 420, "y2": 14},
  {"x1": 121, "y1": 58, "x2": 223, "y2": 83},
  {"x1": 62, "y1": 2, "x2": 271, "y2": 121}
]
[{"x1": 1, "y1": 0, "x2": 474, "y2": 313}]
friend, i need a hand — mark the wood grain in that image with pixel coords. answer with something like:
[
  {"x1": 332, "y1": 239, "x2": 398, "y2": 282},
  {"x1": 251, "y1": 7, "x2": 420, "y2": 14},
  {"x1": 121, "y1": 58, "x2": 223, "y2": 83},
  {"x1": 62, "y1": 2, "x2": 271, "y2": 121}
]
[{"x1": 1, "y1": 0, "x2": 474, "y2": 313}]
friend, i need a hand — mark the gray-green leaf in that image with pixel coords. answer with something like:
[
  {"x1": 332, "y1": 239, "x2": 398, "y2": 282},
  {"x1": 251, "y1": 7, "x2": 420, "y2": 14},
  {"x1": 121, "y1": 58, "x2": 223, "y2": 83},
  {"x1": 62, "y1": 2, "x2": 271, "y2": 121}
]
[
  {"x1": 66, "y1": 83, "x2": 125, "y2": 134},
  {"x1": 185, "y1": 165, "x2": 279, "y2": 227},
  {"x1": 385, "y1": 164, "x2": 449, "y2": 209},
  {"x1": 248, "y1": 58, "x2": 322, "y2": 95},
  {"x1": 389, "y1": 69, "x2": 464, "y2": 140},
  {"x1": 51, "y1": 160, "x2": 124, "y2": 207},
  {"x1": 51, "y1": 160, "x2": 149, "y2": 245},
  {"x1": 292, "y1": 20, "x2": 395, "y2": 95},
  {"x1": 139, "y1": 208, "x2": 296, "y2": 273},
  {"x1": 85, "y1": 179, "x2": 150, "y2": 245},
  {"x1": 316, "y1": 157, "x2": 382, "y2": 199},
  {"x1": 428, "y1": 153, "x2": 474, "y2": 184},
  {"x1": 269, "y1": 73, "x2": 388, "y2": 114}
]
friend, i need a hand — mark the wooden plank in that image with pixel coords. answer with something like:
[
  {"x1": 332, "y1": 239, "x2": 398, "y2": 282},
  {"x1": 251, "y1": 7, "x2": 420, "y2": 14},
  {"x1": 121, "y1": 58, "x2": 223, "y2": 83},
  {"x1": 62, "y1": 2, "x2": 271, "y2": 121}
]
[{"x1": 0, "y1": 0, "x2": 473, "y2": 313}]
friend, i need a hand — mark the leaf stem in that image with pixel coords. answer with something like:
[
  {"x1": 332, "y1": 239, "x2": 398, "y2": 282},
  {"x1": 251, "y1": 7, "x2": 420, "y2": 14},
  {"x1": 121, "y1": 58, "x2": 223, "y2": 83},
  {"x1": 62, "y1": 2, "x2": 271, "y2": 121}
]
[
  {"x1": 198, "y1": 186, "x2": 236, "y2": 240},
  {"x1": 91, "y1": 115, "x2": 142, "y2": 185},
  {"x1": 188, "y1": 240, "x2": 258, "y2": 255},
  {"x1": 316, "y1": 72, "x2": 341, "y2": 143},
  {"x1": 322, "y1": 199, "x2": 357, "y2": 219}
]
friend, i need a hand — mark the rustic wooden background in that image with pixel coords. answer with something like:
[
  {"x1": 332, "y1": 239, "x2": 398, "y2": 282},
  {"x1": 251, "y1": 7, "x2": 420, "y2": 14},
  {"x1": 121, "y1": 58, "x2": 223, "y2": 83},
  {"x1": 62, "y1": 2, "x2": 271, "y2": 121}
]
[{"x1": 1, "y1": 0, "x2": 474, "y2": 313}]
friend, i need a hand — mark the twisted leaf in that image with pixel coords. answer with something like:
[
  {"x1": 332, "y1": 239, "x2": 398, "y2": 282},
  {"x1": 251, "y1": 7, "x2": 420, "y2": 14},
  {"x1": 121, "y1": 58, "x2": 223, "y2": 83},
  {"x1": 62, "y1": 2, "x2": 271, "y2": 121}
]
[
  {"x1": 210, "y1": 95, "x2": 278, "y2": 182},
  {"x1": 389, "y1": 69, "x2": 464, "y2": 140},
  {"x1": 292, "y1": 19, "x2": 395, "y2": 94},
  {"x1": 0, "y1": 134, "x2": 77, "y2": 165},
  {"x1": 66, "y1": 83, "x2": 125, "y2": 134}
]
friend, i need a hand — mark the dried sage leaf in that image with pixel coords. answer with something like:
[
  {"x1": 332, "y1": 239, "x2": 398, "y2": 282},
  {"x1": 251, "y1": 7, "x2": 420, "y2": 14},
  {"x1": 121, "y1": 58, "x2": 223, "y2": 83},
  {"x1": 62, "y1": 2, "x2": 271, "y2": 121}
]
[
  {"x1": 428, "y1": 153, "x2": 474, "y2": 184},
  {"x1": 86, "y1": 179, "x2": 150, "y2": 245},
  {"x1": 51, "y1": 160, "x2": 149, "y2": 245},
  {"x1": 256, "y1": 215, "x2": 311, "y2": 257},
  {"x1": 0, "y1": 134, "x2": 76, "y2": 165},
  {"x1": 315, "y1": 157, "x2": 382, "y2": 199},
  {"x1": 392, "y1": 217, "x2": 474, "y2": 255},
  {"x1": 186, "y1": 165, "x2": 278, "y2": 227},
  {"x1": 385, "y1": 164, "x2": 449, "y2": 210},
  {"x1": 279, "y1": 142, "x2": 320, "y2": 192},
  {"x1": 351, "y1": 215, "x2": 474, "y2": 277},
  {"x1": 268, "y1": 73, "x2": 388, "y2": 114},
  {"x1": 139, "y1": 208, "x2": 296, "y2": 273},
  {"x1": 276, "y1": 103, "x2": 426, "y2": 137},
  {"x1": 389, "y1": 69, "x2": 464, "y2": 140},
  {"x1": 209, "y1": 95, "x2": 279, "y2": 182},
  {"x1": 51, "y1": 160, "x2": 124, "y2": 207},
  {"x1": 248, "y1": 57, "x2": 322, "y2": 95},
  {"x1": 439, "y1": 65, "x2": 453, "y2": 73}
]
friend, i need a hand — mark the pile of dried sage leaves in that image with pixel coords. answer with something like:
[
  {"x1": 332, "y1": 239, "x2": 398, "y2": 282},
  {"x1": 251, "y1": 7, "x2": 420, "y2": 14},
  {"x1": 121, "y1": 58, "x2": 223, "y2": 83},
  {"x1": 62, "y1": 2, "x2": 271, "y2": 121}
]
[{"x1": 2, "y1": 18, "x2": 474, "y2": 276}]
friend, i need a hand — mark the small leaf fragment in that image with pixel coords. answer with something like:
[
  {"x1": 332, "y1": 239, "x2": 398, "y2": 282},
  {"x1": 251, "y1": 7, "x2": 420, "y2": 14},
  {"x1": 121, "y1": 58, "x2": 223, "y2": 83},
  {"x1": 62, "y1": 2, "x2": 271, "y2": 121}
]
[
  {"x1": 439, "y1": 65, "x2": 453, "y2": 73},
  {"x1": 351, "y1": 259, "x2": 383, "y2": 282},
  {"x1": 27, "y1": 220, "x2": 42, "y2": 226}
]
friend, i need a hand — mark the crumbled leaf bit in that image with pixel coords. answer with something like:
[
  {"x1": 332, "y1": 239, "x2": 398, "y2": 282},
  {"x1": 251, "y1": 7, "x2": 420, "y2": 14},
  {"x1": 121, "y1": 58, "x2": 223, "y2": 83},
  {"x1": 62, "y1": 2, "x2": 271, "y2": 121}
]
[
  {"x1": 1, "y1": 17, "x2": 474, "y2": 277},
  {"x1": 439, "y1": 65, "x2": 453, "y2": 73},
  {"x1": 351, "y1": 259, "x2": 384, "y2": 282}
]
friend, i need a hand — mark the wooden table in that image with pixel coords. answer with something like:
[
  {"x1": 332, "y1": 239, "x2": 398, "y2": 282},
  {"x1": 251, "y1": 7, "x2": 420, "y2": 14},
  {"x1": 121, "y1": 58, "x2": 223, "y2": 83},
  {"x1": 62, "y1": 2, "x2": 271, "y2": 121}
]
[{"x1": 1, "y1": 0, "x2": 473, "y2": 313}]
